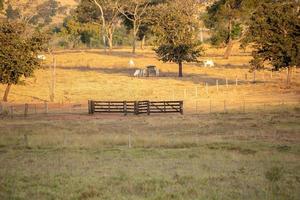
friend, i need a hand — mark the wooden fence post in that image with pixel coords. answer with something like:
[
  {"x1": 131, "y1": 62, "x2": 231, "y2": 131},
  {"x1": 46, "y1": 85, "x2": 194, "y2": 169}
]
[
  {"x1": 216, "y1": 80, "x2": 219, "y2": 92},
  {"x1": 180, "y1": 101, "x2": 183, "y2": 115},
  {"x1": 124, "y1": 101, "x2": 127, "y2": 116},
  {"x1": 147, "y1": 101, "x2": 150, "y2": 115},
  {"x1": 24, "y1": 103, "x2": 28, "y2": 117},
  {"x1": 226, "y1": 78, "x2": 228, "y2": 88},
  {"x1": 195, "y1": 86, "x2": 198, "y2": 97},
  {"x1": 134, "y1": 101, "x2": 138, "y2": 115},
  {"x1": 235, "y1": 77, "x2": 238, "y2": 86},
  {"x1": 88, "y1": 100, "x2": 93, "y2": 114}
]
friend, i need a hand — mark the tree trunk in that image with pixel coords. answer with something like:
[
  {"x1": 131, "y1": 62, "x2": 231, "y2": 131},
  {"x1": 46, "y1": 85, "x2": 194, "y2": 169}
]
[
  {"x1": 3, "y1": 84, "x2": 11, "y2": 102},
  {"x1": 107, "y1": 28, "x2": 113, "y2": 52},
  {"x1": 141, "y1": 35, "x2": 145, "y2": 50},
  {"x1": 102, "y1": 35, "x2": 107, "y2": 53},
  {"x1": 132, "y1": 22, "x2": 137, "y2": 54},
  {"x1": 224, "y1": 19, "x2": 233, "y2": 59},
  {"x1": 200, "y1": 28, "x2": 203, "y2": 43},
  {"x1": 224, "y1": 40, "x2": 233, "y2": 59},
  {"x1": 286, "y1": 67, "x2": 292, "y2": 85},
  {"x1": 132, "y1": 34, "x2": 136, "y2": 54},
  {"x1": 178, "y1": 62, "x2": 183, "y2": 77}
]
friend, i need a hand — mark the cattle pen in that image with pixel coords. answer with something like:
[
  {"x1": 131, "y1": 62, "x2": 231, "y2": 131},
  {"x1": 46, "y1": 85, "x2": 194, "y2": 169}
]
[{"x1": 88, "y1": 100, "x2": 184, "y2": 115}]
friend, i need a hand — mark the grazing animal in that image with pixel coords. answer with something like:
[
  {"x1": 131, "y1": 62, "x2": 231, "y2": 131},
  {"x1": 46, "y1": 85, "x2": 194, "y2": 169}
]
[
  {"x1": 134, "y1": 66, "x2": 160, "y2": 77},
  {"x1": 203, "y1": 60, "x2": 214, "y2": 67},
  {"x1": 37, "y1": 54, "x2": 46, "y2": 60},
  {"x1": 134, "y1": 69, "x2": 142, "y2": 77},
  {"x1": 155, "y1": 68, "x2": 160, "y2": 76},
  {"x1": 129, "y1": 59, "x2": 135, "y2": 68}
]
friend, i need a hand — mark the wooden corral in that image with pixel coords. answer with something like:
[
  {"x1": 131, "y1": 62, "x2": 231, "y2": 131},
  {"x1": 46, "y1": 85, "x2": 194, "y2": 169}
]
[{"x1": 88, "y1": 100, "x2": 183, "y2": 115}]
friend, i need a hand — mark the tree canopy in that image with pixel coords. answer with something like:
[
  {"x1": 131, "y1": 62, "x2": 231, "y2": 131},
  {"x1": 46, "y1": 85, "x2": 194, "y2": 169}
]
[
  {"x1": 0, "y1": 21, "x2": 49, "y2": 101},
  {"x1": 153, "y1": 0, "x2": 203, "y2": 77},
  {"x1": 242, "y1": 0, "x2": 300, "y2": 84},
  {"x1": 76, "y1": 0, "x2": 120, "y2": 51},
  {"x1": 204, "y1": 0, "x2": 260, "y2": 59}
]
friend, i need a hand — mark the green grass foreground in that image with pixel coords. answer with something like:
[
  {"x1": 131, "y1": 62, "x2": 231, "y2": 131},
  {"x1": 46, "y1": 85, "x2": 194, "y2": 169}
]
[{"x1": 0, "y1": 106, "x2": 300, "y2": 199}]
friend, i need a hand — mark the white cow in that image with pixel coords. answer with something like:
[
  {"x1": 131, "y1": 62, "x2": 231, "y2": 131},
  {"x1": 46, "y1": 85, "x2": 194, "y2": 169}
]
[
  {"x1": 134, "y1": 69, "x2": 147, "y2": 77},
  {"x1": 128, "y1": 59, "x2": 135, "y2": 68},
  {"x1": 155, "y1": 68, "x2": 160, "y2": 76},
  {"x1": 203, "y1": 60, "x2": 214, "y2": 67},
  {"x1": 37, "y1": 54, "x2": 46, "y2": 60}
]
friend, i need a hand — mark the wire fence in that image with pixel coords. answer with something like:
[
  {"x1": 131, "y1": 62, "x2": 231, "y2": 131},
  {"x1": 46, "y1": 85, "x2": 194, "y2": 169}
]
[{"x1": 0, "y1": 98, "x2": 299, "y2": 118}]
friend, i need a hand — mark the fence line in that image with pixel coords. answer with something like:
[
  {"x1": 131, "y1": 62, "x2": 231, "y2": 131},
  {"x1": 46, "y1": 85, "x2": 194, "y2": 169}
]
[
  {"x1": 89, "y1": 100, "x2": 183, "y2": 115},
  {"x1": 0, "y1": 99, "x2": 298, "y2": 118}
]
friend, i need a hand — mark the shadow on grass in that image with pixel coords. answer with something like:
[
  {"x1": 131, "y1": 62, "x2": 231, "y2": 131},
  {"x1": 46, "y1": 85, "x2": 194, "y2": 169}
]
[
  {"x1": 54, "y1": 49, "x2": 155, "y2": 59},
  {"x1": 57, "y1": 65, "x2": 257, "y2": 86}
]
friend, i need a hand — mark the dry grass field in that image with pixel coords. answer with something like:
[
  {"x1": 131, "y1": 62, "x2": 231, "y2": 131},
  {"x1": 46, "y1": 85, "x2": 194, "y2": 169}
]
[
  {"x1": 0, "y1": 45, "x2": 299, "y2": 199},
  {"x1": 0, "y1": 44, "x2": 299, "y2": 113},
  {"x1": 0, "y1": 105, "x2": 299, "y2": 199}
]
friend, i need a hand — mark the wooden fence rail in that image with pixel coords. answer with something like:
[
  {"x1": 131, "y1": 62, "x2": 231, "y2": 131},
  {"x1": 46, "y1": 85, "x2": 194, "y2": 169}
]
[{"x1": 88, "y1": 100, "x2": 183, "y2": 115}]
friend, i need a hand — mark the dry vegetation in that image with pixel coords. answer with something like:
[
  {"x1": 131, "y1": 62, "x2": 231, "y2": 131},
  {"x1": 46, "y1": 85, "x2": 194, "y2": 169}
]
[
  {"x1": 0, "y1": 45, "x2": 299, "y2": 199},
  {"x1": 0, "y1": 105, "x2": 299, "y2": 199},
  {"x1": 0, "y1": 44, "x2": 299, "y2": 113}
]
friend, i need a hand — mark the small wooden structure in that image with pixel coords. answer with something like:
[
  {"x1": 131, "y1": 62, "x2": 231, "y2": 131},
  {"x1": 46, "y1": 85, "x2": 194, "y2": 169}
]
[
  {"x1": 88, "y1": 100, "x2": 183, "y2": 115},
  {"x1": 133, "y1": 65, "x2": 159, "y2": 77},
  {"x1": 145, "y1": 65, "x2": 159, "y2": 77}
]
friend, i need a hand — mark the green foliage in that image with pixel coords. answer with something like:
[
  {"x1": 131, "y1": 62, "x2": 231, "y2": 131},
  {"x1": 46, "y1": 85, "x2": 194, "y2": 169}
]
[
  {"x1": 0, "y1": 21, "x2": 49, "y2": 85},
  {"x1": 204, "y1": 0, "x2": 258, "y2": 46},
  {"x1": 242, "y1": 0, "x2": 300, "y2": 71},
  {"x1": 155, "y1": 43, "x2": 202, "y2": 65},
  {"x1": 55, "y1": 16, "x2": 101, "y2": 48},
  {"x1": 75, "y1": 0, "x2": 101, "y2": 24},
  {"x1": 153, "y1": 0, "x2": 203, "y2": 76},
  {"x1": 29, "y1": 0, "x2": 60, "y2": 26},
  {"x1": 0, "y1": 0, "x2": 3, "y2": 11},
  {"x1": 5, "y1": 4, "x2": 20, "y2": 20}
]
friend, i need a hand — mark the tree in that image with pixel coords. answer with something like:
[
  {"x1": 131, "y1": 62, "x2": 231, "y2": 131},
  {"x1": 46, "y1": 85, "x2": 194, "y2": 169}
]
[
  {"x1": 242, "y1": 0, "x2": 300, "y2": 85},
  {"x1": 0, "y1": 0, "x2": 3, "y2": 11},
  {"x1": 29, "y1": 0, "x2": 61, "y2": 27},
  {"x1": 76, "y1": 0, "x2": 120, "y2": 52},
  {"x1": 3, "y1": 0, "x2": 63, "y2": 27},
  {"x1": 0, "y1": 21, "x2": 49, "y2": 101},
  {"x1": 60, "y1": 17, "x2": 82, "y2": 48},
  {"x1": 152, "y1": 0, "x2": 203, "y2": 77},
  {"x1": 204, "y1": 0, "x2": 259, "y2": 59},
  {"x1": 118, "y1": 0, "x2": 150, "y2": 54},
  {"x1": 5, "y1": 4, "x2": 20, "y2": 20}
]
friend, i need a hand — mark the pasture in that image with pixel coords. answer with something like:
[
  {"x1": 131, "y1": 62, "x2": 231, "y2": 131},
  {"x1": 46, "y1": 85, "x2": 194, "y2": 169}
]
[
  {"x1": 0, "y1": 44, "x2": 299, "y2": 110},
  {"x1": 0, "y1": 45, "x2": 299, "y2": 199},
  {"x1": 0, "y1": 105, "x2": 300, "y2": 199}
]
